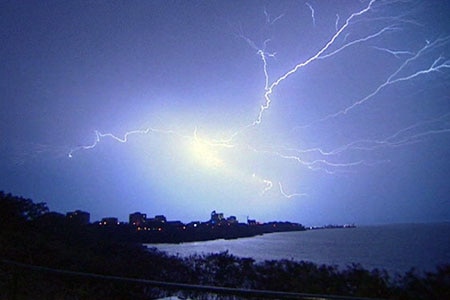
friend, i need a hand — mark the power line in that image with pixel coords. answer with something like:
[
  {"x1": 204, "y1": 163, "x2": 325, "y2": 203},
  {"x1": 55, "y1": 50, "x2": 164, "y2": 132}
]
[{"x1": 1, "y1": 258, "x2": 385, "y2": 300}]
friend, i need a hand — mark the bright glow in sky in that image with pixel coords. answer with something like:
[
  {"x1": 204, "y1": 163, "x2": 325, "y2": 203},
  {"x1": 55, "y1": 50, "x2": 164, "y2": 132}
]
[{"x1": 0, "y1": 1, "x2": 449, "y2": 225}]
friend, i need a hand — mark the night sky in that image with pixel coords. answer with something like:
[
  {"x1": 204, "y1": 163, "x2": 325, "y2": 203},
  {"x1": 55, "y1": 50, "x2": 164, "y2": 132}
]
[{"x1": 1, "y1": 1, "x2": 449, "y2": 225}]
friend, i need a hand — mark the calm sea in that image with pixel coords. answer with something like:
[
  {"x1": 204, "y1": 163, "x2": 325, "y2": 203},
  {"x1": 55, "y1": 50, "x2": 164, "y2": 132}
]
[{"x1": 148, "y1": 223, "x2": 450, "y2": 275}]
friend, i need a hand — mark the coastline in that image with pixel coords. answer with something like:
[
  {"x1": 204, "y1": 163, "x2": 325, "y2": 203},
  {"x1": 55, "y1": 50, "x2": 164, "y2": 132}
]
[{"x1": 148, "y1": 223, "x2": 450, "y2": 275}]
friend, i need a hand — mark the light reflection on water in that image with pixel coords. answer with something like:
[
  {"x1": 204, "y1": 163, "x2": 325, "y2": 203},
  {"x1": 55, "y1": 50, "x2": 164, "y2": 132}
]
[{"x1": 148, "y1": 223, "x2": 450, "y2": 274}]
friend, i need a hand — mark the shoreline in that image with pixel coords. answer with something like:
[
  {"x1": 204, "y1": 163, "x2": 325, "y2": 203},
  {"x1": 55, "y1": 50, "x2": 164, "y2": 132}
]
[{"x1": 147, "y1": 223, "x2": 450, "y2": 276}]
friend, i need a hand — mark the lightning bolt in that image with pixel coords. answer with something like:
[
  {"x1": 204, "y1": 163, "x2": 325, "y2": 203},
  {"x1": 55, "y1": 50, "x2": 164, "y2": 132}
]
[
  {"x1": 68, "y1": 0, "x2": 450, "y2": 202},
  {"x1": 335, "y1": 14, "x2": 340, "y2": 32},
  {"x1": 252, "y1": 0, "x2": 377, "y2": 126},
  {"x1": 288, "y1": 113, "x2": 450, "y2": 156},
  {"x1": 68, "y1": 128, "x2": 178, "y2": 158},
  {"x1": 306, "y1": 37, "x2": 450, "y2": 127},
  {"x1": 305, "y1": 2, "x2": 316, "y2": 27},
  {"x1": 263, "y1": 6, "x2": 285, "y2": 25},
  {"x1": 262, "y1": 178, "x2": 274, "y2": 195},
  {"x1": 371, "y1": 46, "x2": 415, "y2": 59},
  {"x1": 279, "y1": 182, "x2": 307, "y2": 199}
]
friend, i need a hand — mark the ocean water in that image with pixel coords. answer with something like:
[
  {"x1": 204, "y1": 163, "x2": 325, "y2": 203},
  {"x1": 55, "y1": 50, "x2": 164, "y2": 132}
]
[{"x1": 149, "y1": 222, "x2": 450, "y2": 275}]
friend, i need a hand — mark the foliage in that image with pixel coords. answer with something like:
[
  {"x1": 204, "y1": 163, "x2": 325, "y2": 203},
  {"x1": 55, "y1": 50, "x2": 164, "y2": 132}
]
[{"x1": 0, "y1": 191, "x2": 48, "y2": 230}]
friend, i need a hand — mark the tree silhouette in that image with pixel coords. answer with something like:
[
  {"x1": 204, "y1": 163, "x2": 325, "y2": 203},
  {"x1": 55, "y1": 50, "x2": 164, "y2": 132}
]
[{"x1": 0, "y1": 191, "x2": 49, "y2": 231}]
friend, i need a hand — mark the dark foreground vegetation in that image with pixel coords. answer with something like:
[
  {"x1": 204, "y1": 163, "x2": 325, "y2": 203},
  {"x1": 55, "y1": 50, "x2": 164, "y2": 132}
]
[{"x1": 0, "y1": 192, "x2": 448, "y2": 299}]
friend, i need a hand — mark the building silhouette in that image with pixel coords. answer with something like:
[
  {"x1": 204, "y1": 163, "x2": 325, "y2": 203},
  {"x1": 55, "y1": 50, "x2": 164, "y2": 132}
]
[
  {"x1": 129, "y1": 212, "x2": 147, "y2": 226},
  {"x1": 100, "y1": 217, "x2": 119, "y2": 226},
  {"x1": 66, "y1": 210, "x2": 90, "y2": 225},
  {"x1": 210, "y1": 210, "x2": 224, "y2": 224},
  {"x1": 154, "y1": 215, "x2": 166, "y2": 223}
]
